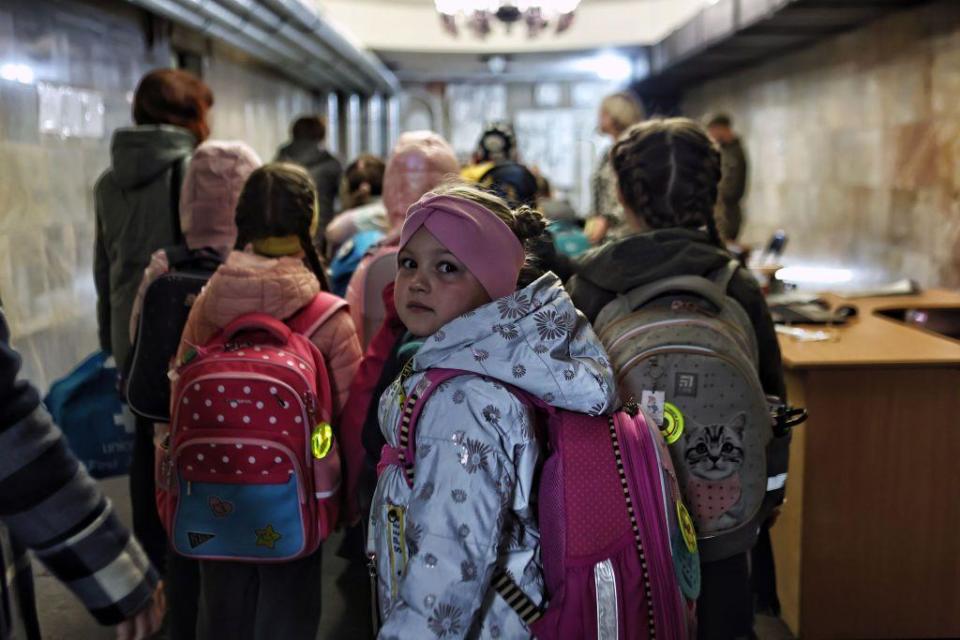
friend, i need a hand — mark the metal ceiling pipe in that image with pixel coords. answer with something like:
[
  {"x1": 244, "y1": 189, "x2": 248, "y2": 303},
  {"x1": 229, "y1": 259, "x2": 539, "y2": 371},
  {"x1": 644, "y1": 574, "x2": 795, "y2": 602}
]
[
  {"x1": 211, "y1": 0, "x2": 368, "y2": 92},
  {"x1": 126, "y1": 0, "x2": 346, "y2": 90},
  {"x1": 259, "y1": 0, "x2": 399, "y2": 94},
  {"x1": 123, "y1": 0, "x2": 394, "y2": 95},
  {"x1": 190, "y1": 0, "x2": 361, "y2": 91}
]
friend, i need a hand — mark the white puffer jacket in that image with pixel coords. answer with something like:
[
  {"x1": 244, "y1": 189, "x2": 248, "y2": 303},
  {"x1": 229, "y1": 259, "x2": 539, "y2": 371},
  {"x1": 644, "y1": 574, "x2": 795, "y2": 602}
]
[{"x1": 369, "y1": 273, "x2": 617, "y2": 639}]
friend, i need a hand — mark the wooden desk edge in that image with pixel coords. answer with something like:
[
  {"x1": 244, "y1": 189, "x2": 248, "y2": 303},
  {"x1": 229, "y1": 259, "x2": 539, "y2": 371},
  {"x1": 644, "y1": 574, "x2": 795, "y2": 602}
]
[{"x1": 779, "y1": 289, "x2": 960, "y2": 369}]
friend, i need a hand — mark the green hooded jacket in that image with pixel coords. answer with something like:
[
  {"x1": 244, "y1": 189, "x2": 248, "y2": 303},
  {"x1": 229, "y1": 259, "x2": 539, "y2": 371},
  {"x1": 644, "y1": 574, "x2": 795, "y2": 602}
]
[{"x1": 93, "y1": 125, "x2": 195, "y2": 369}]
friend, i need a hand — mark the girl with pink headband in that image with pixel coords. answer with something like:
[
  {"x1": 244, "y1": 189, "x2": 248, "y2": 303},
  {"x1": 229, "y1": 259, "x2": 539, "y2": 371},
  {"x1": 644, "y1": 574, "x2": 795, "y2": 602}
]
[{"x1": 367, "y1": 182, "x2": 617, "y2": 638}]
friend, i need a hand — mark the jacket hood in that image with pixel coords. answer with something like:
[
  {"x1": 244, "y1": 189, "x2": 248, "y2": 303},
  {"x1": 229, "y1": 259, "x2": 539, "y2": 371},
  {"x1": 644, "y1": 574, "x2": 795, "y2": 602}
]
[
  {"x1": 412, "y1": 273, "x2": 617, "y2": 415},
  {"x1": 109, "y1": 125, "x2": 196, "y2": 189},
  {"x1": 180, "y1": 140, "x2": 262, "y2": 251},
  {"x1": 197, "y1": 251, "x2": 319, "y2": 329},
  {"x1": 578, "y1": 228, "x2": 733, "y2": 294},
  {"x1": 276, "y1": 140, "x2": 335, "y2": 168}
]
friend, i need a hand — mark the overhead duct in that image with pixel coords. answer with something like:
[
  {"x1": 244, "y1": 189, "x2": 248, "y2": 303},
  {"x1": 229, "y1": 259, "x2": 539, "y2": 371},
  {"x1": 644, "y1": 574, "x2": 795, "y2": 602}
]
[
  {"x1": 636, "y1": 0, "x2": 934, "y2": 94},
  {"x1": 124, "y1": 0, "x2": 397, "y2": 95},
  {"x1": 261, "y1": 0, "x2": 399, "y2": 94}
]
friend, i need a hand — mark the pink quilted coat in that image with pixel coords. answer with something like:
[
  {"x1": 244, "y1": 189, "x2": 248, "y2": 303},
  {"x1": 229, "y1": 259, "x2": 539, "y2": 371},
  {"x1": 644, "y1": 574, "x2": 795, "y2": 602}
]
[{"x1": 176, "y1": 250, "x2": 361, "y2": 414}]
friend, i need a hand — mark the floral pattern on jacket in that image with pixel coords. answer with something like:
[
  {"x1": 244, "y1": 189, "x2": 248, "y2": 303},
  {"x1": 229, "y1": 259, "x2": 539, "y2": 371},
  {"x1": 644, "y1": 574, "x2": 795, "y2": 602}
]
[{"x1": 369, "y1": 273, "x2": 617, "y2": 639}]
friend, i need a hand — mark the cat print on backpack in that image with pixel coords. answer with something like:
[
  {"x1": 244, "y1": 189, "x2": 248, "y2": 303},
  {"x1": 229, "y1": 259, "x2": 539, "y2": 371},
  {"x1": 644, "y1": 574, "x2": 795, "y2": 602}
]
[{"x1": 682, "y1": 412, "x2": 746, "y2": 532}]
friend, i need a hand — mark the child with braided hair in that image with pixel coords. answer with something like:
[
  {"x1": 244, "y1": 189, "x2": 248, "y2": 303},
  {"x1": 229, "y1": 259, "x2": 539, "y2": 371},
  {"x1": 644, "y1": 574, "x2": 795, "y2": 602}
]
[
  {"x1": 174, "y1": 163, "x2": 361, "y2": 639},
  {"x1": 567, "y1": 117, "x2": 786, "y2": 640}
]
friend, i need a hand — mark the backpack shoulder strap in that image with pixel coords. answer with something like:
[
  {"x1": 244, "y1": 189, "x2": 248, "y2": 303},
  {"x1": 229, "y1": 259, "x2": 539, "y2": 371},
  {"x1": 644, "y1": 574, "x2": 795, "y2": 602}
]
[
  {"x1": 396, "y1": 368, "x2": 544, "y2": 626},
  {"x1": 396, "y1": 368, "x2": 470, "y2": 483},
  {"x1": 169, "y1": 157, "x2": 187, "y2": 245},
  {"x1": 287, "y1": 292, "x2": 348, "y2": 338},
  {"x1": 162, "y1": 245, "x2": 223, "y2": 275},
  {"x1": 594, "y1": 273, "x2": 729, "y2": 331},
  {"x1": 710, "y1": 258, "x2": 740, "y2": 293},
  {"x1": 398, "y1": 368, "x2": 551, "y2": 477},
  {"x1": 163, "y1": 244, "x2": 191, "y2": 269}
]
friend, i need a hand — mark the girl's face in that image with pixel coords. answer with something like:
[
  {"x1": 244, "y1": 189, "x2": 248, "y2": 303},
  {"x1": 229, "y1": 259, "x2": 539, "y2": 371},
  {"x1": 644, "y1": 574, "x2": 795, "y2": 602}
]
[{"x1": 395, "y1": 228, "x2": 490, "y2": 337}]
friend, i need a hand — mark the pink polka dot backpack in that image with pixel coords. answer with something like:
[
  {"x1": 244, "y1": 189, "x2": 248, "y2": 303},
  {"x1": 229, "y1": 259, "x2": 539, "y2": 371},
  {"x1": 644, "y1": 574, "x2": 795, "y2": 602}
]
[{"x1": 158, "y1": 293, "x2": 344, "y2": 562}]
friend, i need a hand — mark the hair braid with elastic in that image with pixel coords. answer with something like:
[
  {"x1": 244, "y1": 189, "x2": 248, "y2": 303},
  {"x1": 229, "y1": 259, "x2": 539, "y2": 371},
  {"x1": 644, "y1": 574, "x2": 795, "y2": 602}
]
[
  {"x1": 234, "y1": 162, "x2": 330, "y2": 288},
  {"x1": 612, "y1": 118, "x2": 724, "y2": 246}
]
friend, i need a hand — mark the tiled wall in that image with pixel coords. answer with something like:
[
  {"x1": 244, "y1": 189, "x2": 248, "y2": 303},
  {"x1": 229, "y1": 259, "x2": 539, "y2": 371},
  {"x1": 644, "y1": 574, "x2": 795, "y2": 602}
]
[
  {"x1": 203, "y1": 45, "x2": 319, "y2": 164},
  {"x1": 0, "y1": 0, "x2": 321, "y2": 389},
  {"x1": 683, "y1": 1, "x2": 960, "y2": 289}
]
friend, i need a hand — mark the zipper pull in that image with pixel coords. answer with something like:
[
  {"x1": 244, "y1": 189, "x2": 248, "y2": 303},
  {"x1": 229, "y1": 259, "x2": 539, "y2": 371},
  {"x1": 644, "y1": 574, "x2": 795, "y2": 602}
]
[
  {"x1": 187, "y1": 481, "x2": 192, "y2": 496},
  {"x1": 367, "y1": 552, "x2": 381, "y2": 634},
  {"x1": 304, "y1": 392, "x2": 319, "y2": 421}
]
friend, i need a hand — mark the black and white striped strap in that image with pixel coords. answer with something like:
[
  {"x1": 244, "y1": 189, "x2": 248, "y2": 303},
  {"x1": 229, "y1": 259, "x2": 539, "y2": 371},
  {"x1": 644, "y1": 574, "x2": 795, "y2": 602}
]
[
  {"x1": 607, "y1": 415, "x2": 657, "y2": 638},
  {"x1": 492, "y1": 567, "x2": 544, "y2": 625}
]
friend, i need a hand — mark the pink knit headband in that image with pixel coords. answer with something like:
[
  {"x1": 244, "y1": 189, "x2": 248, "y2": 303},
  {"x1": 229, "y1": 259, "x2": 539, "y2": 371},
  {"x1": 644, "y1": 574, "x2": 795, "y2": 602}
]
[{"x1": 400, "y1": 193, "x2": 525, "y2": 301}]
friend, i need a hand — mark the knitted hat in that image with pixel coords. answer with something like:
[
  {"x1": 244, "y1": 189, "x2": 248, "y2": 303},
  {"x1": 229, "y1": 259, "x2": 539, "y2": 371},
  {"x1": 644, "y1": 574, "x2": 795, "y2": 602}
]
[
  {"x1": 383, "y1": 131, "x2": 459, "y2": 231},
  {"x1": 180, "y1": 140, "x2": 262, "y2": 251}
]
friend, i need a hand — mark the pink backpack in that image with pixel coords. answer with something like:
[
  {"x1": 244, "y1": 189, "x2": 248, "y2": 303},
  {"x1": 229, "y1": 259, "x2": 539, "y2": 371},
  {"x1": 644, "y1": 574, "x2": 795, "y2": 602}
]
[
  {"x1": 158, "y1": 293, "x2": 345, "y2": 562},
  {"x1": 345, "y1": 243, "x2": 398, "y2": 349},
  {"x1": 395, "y1": 369, "x2": 699, "y2": 639}
]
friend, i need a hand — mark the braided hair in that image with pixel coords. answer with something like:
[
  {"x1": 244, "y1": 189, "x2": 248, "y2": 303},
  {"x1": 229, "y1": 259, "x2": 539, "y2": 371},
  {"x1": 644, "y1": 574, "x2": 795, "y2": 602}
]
[
  {"x1": 234, "y1": 162, "x2": 331, "y2": 290},
  {"x1": 611, "y1": 118, "x2": 724, "y2": 246}
]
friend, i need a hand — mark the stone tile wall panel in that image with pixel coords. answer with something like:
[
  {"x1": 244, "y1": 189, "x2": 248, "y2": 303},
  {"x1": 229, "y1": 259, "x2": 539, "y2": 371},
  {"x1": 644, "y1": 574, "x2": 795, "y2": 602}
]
[
  {"x1": 0, "y1": 0, "x2": 321, "y2": 389},
  {"x1": 684, "y1": 0, "x2": 960, "y2": 289}
]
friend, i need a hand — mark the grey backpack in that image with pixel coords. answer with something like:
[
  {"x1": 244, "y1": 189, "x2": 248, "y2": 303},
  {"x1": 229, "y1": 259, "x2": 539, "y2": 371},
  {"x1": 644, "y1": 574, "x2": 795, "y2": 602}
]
[{"x1": 595, "y1": 261, "x2": 774, "y2": 562}]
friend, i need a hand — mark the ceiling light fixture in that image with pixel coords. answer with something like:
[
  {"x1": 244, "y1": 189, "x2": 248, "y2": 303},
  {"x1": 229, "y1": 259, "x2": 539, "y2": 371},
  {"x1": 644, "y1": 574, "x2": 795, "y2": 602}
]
[{"x1": 436, "y1": 1, "x2": 581, "y2": 39}]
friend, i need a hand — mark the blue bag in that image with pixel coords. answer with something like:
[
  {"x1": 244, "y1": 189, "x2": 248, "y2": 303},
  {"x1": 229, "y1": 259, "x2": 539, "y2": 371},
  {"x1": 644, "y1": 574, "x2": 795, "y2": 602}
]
[
  {"x1": 547, "y1": 220, "x2": 590, "y2": 258},
  {"x1": 329, "y1": 229, "x2": 385, "y2": 297},
  {"x1": 44, "y1": 351, "x2": 135, "y2": 479}
]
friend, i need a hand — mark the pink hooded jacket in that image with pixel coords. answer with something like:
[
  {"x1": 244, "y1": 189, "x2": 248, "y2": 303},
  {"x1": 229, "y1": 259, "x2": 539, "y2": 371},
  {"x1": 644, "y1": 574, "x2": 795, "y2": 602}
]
[
  {"x1": 129, "y1": 140, "x2": 262, "y2": 340},
  {"x1": 344, "y1": 132, "x2": 459, "y2": 346},
  {"x1": 176, "y1": 251, "x2": 362, "y2": 414}
]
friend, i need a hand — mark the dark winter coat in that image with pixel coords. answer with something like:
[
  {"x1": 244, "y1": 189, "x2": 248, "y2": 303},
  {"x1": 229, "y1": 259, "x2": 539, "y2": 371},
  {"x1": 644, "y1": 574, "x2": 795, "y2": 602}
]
[
  {"x1": 0, "y1": 312, "x2": 159, "y2": 639},
  {"x1": 716, "y1": 137, "x2": 748, "y2": 241},
  {"x1": 566, "y1": 227, "x2": 784, "y2": 400},
  {"x1": 275, "y1": 140, "x2": 342, "y2": 232},
  {"x1": 94, "y1": 125, "x2": 195, "y2": 368}
]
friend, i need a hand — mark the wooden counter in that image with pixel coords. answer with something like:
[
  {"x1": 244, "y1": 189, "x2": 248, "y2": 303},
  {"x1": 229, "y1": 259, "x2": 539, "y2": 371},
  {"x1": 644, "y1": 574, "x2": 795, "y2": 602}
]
[
  {"x1": 772, "y1": 289, "x2": 960, "y2": 639},
  {"x1": 778, "y1": 289, "x2": 960, "y2": 368}
]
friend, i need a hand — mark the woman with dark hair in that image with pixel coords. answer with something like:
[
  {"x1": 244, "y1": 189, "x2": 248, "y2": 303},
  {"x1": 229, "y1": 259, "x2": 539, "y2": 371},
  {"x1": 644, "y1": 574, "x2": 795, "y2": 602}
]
[{"x1": 93, "y1": 68, "x2": 213, "y2": 579}]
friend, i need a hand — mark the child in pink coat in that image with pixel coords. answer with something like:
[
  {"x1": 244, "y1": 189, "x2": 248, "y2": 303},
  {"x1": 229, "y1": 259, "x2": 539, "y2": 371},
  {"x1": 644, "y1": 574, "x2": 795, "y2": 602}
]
[{"x1": 175, "y1": 162, "x2": 362, "y2": 640}]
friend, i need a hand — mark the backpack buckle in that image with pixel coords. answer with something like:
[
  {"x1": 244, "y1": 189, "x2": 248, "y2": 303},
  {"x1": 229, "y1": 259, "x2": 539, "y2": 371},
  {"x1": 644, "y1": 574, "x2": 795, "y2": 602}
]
[{"x1": 773, "y1": 406, "x2": 807, "y2": 436}]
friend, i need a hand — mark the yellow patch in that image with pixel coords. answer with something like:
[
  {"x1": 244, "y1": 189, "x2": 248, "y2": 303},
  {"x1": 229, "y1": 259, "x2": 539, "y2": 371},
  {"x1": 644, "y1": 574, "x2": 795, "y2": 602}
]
[
  {"x1": 676, "y1": 500, "x2": 698, "y2": 554},
  {"x1": 386, "y1": 504, "x2": 408, "y2": 598},
  {"x1": 255, "y1": 524, "x2": 282, "y2": 549},
  {"x1": 311, "y1": 422, "x2": 333, "y2": 459},
  {"x1": 661, "y1": 402, "x2": 685, "y2": 445}
]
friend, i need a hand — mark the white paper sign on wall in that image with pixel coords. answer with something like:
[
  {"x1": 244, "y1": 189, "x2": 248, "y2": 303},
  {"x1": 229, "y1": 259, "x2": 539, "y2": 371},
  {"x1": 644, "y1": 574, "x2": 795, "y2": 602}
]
[{"x1": 38, "y1": 83, "x2": 105, "y2": 139}]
